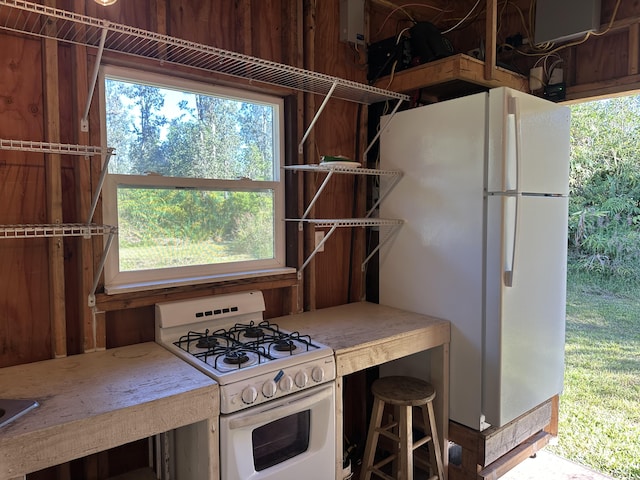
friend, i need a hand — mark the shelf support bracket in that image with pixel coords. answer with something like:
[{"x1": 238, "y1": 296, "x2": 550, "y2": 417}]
[
  {"x1": 297, "y1": 222, "x2": 338, "y2": 279},
  {"x1": 88, "y1": 230, "x2": 115, "y2": 307},
  {"x1": 300, "y1": 170, "x2": 336, "y2": 224},
  {"x1": 298, "y1": 81, "x2": 338, "y2": 154},
  {"x1": 86, "y1": 148, "x2": 114, "y2": 224},
  {"x1": 362, "y1": 98, "x2": 404, "y2": 163},
  {"x1": 366, "y1": 172, "x2": 403, "y2": 218},
  {"x1": 81, "y1": 25, "x2": 109, "y2": 132},
  {"x1": 361, "y1": 222, "x2": 402, "y2": 271}
]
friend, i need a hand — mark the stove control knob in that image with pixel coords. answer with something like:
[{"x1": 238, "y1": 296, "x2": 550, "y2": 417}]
[
  {"x1": 294, "y1": 371, "x2": 308, "y2": 388},
  {"x1": 241, "y1": 386, "x2": 258, "y2": 404},
  {"x1": 311, "y1": 366, "x2": 325, "y2": 383},
  {"x1": 262, "y1": 380, "x2": 277, "y2": 398},
  {"x1": 279, "y1": 375, "x2": 294, "y2": 392}
]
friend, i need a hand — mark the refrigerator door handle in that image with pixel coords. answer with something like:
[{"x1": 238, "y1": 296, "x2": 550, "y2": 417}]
[
  {"x1": 505, "y1": 96, "x2": 522, "y2": 193},
  {"x1": 503, "y1": 195, "x2": 518, "y2": 287}
]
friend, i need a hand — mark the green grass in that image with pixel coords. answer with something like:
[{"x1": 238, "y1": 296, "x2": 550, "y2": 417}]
[
  {"x1": 547, "y1": 269, "x2": 640, "y2": 480},
  {"x1": 119, "y1": 239, "x2": 253, "y2": 271}
]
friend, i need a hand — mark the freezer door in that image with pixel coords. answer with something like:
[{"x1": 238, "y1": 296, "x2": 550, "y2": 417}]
[
  {"x1": 484, "y1": 193, "x2": 568, "y2": 427},
  {"x1": 487, "y1": 87, "x2": 570, "y2": 196}
]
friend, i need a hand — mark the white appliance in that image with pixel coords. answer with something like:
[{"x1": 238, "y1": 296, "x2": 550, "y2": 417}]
[
  {"x1": 378, "y1": 87, "x2": 570, "y2": 430},
  {"x1": 155, "y1": 291, "x2": 336, "y2": 480}
]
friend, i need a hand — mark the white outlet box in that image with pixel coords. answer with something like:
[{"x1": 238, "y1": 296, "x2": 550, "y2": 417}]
[
  {"x1": 549, "y1": 67, "x2": 563, "y2": 85},
  {"x1": 340, "y1": 0, "x2": 365, "y2": 45},
  {"x1": 315, "y1": 231, "x2": 325, "y2": 252},
  {"x1": 529, "y1": 66, "x2": 543, "y2": 91}
]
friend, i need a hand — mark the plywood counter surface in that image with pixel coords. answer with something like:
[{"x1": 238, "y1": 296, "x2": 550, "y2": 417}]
[
  {"x1": 274, "y1": 301, "x2": 450, "y2": 376},
  {"x1": 0, "y1": 342, "x2": 219, "y2": 479}
]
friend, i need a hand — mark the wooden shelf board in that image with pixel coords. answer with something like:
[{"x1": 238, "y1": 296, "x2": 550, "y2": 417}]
[{"x1": 375, "y1": 54, "x2": 528, "y2": 97}]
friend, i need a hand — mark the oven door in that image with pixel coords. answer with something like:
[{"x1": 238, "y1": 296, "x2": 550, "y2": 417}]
[{"x1": 220, "y1": 382, "x2": 335, "y2": 480}]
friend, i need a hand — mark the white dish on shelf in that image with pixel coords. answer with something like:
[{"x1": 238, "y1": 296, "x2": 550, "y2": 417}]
[{"x1": 319, "y1": 161, "x2": 361, "y2": 169}]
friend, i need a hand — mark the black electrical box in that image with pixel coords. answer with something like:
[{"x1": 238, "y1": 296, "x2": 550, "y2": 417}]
[
  {"x1": 367, "y1": 22, "x2": 454, "y2": 82},
  {"x1": 544, "y1": 83, "x2": 566, "y2": 102},
  {"x1": 367, "y1": 35, "x2": 412, "y2": 82}
]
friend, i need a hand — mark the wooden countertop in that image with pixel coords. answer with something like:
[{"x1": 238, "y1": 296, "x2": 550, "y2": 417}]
[
  {"x1": 274, "y1": 301, "x2": 450, "y2": 376},
  {"x1": 0, "y1": 342, "x2": 219, "y2": 479}
]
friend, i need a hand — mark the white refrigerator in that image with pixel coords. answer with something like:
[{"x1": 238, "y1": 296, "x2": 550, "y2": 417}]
[{"x1": 378, "y1": 87, "x2": 570, "y2": 430}]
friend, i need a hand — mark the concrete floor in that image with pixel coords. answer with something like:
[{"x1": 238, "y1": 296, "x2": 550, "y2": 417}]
[{"x1": 500, "y1": 450, "x2": 615, "y2": 480}]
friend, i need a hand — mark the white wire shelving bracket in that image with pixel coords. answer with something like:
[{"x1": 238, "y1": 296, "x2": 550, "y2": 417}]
[
  {"x1": 0, "y1": 139, "x2": 117, "y2": 307},
  {"x1": 284, "y1": 218, "x2": 403, "y2": 279},
  {"x1": 284, "y1": 164, "x2": 403, "y2": 224}
]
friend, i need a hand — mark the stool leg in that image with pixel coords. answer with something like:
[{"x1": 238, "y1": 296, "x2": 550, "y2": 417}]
[
  {"x1": 420, "y1": 402, "x2": 444, "y2": 480},
  {"x1": 360, "y1": 397, "x2": 385, "y2": 480},
  {"x1": 398, "y1": 406, "x2": 413, "y2": 480}
]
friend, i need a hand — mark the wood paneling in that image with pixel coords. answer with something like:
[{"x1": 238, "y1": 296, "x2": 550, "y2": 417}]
[
  {"x1": 168, "y1": 0, "x2": 241, "y2": 50},
  {"x1": 0, "y1": 35, "x2": 51, "y2": 367}
]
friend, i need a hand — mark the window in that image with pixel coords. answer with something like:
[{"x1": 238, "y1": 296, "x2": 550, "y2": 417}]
[{"x1": 100, "y1": 66, "x2": 289, "y2": 293}]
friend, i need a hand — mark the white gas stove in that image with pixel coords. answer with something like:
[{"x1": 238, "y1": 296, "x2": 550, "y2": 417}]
[{"x1": 155, "y1": 290, "x2": 336, "y2": 414}]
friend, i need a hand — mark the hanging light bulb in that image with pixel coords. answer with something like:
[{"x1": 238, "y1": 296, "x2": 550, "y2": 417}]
[{"x1": 95, "y1": 0, "x2": 118, "y2": 5}]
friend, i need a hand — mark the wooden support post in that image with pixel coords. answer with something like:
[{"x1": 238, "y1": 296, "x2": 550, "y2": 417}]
[
  {"x1": 70, "y1": 0, "x2": 103, "y2": 352},
  {"x1": 484, "y1": 0, "x2": 497, "y2": 82},
  {"x1": 629, "y1": 23, "x2": 639, "y2": 75},
  {"x1": 303, "y1": 0, "x2": 317, "y2": 311},
  {"x1": 43, "y1": 1, "x2": 67, "y2": 359}
]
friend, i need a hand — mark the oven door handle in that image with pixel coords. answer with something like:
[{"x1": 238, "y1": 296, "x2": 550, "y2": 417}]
[{"x1": 228, "y1": 384, "x2": 333, "y2": 430}]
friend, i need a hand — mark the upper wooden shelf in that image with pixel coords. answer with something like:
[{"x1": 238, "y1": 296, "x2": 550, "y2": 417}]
[{"x1": 374, "y1": 54, "x2": 529, "y2": 99}]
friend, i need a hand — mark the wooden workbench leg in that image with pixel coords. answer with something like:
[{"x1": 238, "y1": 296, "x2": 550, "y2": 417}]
[
  {"x1": 335, "y1": 375, "x2": 344, "y2": 480},
  {"x1": 430, "y1": 343, "x2": 450, "y2": 479}
]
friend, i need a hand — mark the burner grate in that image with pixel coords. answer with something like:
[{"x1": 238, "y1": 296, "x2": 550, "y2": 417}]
[{"x1": 172, "y1": 321, "x2": 322, "y2": 371}]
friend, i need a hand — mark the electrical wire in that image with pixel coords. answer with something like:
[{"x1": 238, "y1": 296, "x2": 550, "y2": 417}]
[
  {"x1": 374, "y1": 1, "x2": 454, "y2": 36},
  {"x1": 441, "y1": 0, "x2": 482, "y2": 34}
]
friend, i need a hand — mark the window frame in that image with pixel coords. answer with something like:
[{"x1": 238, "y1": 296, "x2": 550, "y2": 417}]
[{"x1": 99, "y1": 65, "x2": 292, "y2": 294}]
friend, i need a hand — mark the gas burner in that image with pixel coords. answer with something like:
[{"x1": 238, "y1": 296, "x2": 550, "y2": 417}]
[
  {"x1": 243, "y1": 326, "x2": 264, "y2": 338},
  {"x1": 197, "y1": 336, "x2": 220, "y2": 349},
  {"x1": 224, "y1": 351, "x2": 250, "y2": 365},
  {"x1": 272, "y1": 339, "x2": 296, "y2": 352}
]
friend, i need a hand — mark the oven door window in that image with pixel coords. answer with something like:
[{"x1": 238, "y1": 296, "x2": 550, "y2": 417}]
[{"x1": 252, "y1": 409, "x2": 310, "y2": 471}]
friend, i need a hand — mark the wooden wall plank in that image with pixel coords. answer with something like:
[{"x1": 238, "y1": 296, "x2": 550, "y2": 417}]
[
  {"x1": 167, "y1": 0, "x2": 241, "y2": 50},
  {"x1": 0, "y1": 33, "x2": 52, "y2": 367},
  {"x1": 42, "y1": 1, "x2": 67, "y2": 358},
  {"x1": 628, "y1": 23, "x2": 639, "y2": 75}
]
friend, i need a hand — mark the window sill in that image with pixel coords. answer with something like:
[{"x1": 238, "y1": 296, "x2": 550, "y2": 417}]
[{"x1": 95, "y1": 268, "x2": 298, "y2": 311}]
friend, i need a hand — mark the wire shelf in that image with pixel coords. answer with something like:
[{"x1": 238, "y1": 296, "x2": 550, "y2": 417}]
[
  {"x1": 0, "y1": 223, "x2": 117, "y2": 239},
  {"x1": 0, "y1": 138, "x2": 109, "y2": 156},
  {"x1": 285, "y1": 218, "x2": 403, "y2": 228},
  {"x1": 284, "y1": 218, "x2": 403, "y2": 278},
  {"x1": 0, "y1": 0, "x2": 409, "y2": 105},
  {"x1": 284, "y1": 164, "x2": 402, "y2": 176}
]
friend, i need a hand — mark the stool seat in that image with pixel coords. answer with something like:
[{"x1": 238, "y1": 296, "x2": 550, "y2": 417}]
[
  {"x1": 372, "y1": 376, "x2": 436, "y2": 406},
  {"x1": 360, "y1": 376, "x2": 444, "y2": 480}
]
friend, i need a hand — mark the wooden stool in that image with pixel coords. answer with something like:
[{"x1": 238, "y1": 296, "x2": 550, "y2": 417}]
[{"x1": 360, "y1": 376, "x2": 444, "y2": 480}]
